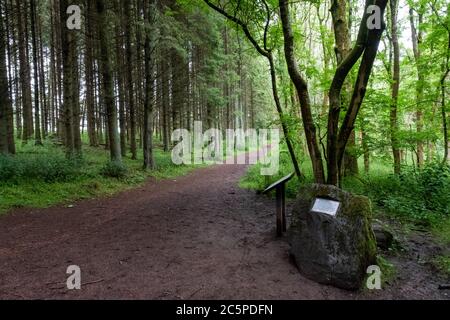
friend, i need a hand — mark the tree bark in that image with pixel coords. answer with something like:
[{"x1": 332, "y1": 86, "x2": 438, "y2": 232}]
[
  {"x1": 37, "y1": 11, "x2": 48, "y2": 138},
  {"x1": 96, "y1": 0, "x2": 122, "y2": 162},
  {"x1": 16, "y1": 0, "x2": 33, "y2": 142},
  {"x1": 0, "y1": 0, "x2": 14, "y2": 154},
  {"x1": 330, "y1": 0, "x2": 359, "y2": 177},
  {"x1": 409, "y1": 7, "x2": 425, "y2": 167},
  {"x1": 114, "y1": 0, "x2": 127, "y2": 156},
  {"x1": 124, "y1": 0, "x2": 137, "y2": 160},
  {"x1": 143, "y1": 0, "x2": 155, "y2": 170},
  {"x1": 60, "y1": 0, "x2": 75, "y2": 157},
  {"x1": 85, "y1": 0, "x2": 98, "y2": 147},
  {"x1": 30, "y1": 0, "x2": 42, "y2": 145},
  {"x1": 389, "y1": 0, "x2": 401, "y2": 174},
  {"x1": 161, "y1": 55, "x2": 170, "y2": 152}
]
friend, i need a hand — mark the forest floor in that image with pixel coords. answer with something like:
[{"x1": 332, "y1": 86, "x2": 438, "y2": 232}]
[{"x1": 0, "y1": 152, "x2": 448, "y2": 300}]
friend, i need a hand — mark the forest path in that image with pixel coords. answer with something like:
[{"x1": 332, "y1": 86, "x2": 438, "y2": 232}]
[{"x1": 0, "y1": 153, "x2": 445, "y2": 300}]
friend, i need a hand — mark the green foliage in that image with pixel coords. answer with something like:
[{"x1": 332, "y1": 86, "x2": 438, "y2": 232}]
[
  {"x1": 0, "y1": 143, "x2": 82, "y2": 183},
  {"x1": 432, "y1": 255, "x2": 450, "y2": 276},
  {"x1": 349, "y1": 163, "x2": 450, "y2": 225},
  {"x1": 100, "y1": 161, "x2": 128, "y2": 179},
  {"x1": 377, "y1": 255, "x2": 397, "y2": 286},
  {"x1": 432, "y1": 216, "x2": 450, "y2": 244},
  {"x1": 0, "y1": 142, "x2": 202, "y2": 214}
]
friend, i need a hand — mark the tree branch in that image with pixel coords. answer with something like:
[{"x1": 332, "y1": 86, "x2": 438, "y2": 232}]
[{"x1": 203, "y1": 0, "x2": 269, "y2": 58}]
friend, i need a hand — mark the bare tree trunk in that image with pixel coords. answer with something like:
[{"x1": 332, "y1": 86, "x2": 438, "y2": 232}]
[
  {"x1": 113, "y1": 0, "x2": 127, "y2": 156},
  {"x1": 96, "y1": 0, "x2": 122, "y2": 162},
  {"x1": 4, "y1": 0, "x2": 15, "y2": 153},
  {"x1": 161, "y1": 56, "x2": 170, "y2": 152},
  {"x1": 431, "y1": 4, "x2": 450, "y2": 164},
  {"x1": 143, "y1": 0, "x2": 155, "y2": 170},
  {"x1": 124, "y1": 0, "x2": 137, "y2": 160},
  {"x1": 37, "y1": 12, "x2": 48, "y2": 138},
  {"x1": 409, "y1": 7, "x2": 425, "y2": 167},
  {"x1": 85, "y1": 0, "x2": 97, "y2": 147},
  {"x1": 16, "y1": 0, "x2": 33, "y2": 142},
  {"x1": 30, "y1": 0, "x2": 42, "y2": 145},
  {"x1": 72, "y1": 28, "x2": 82, "y2": 156},
  {"x1": 361, "y1": 124, "x2": 370, "y2": 173},
  {"x1": 0, "y1": 0, "x2": 14, "y2": 154},
  {"x1": 390, "y1": 0, "x2": 401, "y2": 174},
  {"x1": 60, "y1": 0, "x2": 75, "y2": 157}
]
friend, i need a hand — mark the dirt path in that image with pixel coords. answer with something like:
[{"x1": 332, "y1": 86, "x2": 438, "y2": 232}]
[{"x1": 0, "y1": 157, "x2": 447, "y2": 300}]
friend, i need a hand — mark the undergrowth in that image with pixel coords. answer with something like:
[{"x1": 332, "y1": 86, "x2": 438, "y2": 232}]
[{"x1": 0, "y1": 141, "x2": 202, "y2": 213}]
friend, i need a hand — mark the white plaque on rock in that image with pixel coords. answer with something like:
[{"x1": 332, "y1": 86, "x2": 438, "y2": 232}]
[{"x1": 311, "y1": 198, "x2": 340, "y2": 216}]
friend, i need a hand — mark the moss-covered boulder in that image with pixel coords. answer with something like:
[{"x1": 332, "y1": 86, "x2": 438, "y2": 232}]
[{"x1": 289, "y1": 184, "x2": 377, "y2": 290}]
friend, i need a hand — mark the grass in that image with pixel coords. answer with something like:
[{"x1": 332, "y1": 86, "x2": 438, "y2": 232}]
[
  {"x1": 432, "y1": 218, "x2": 450, "y2": 245},
  {"x1": 432, "y1": 255, "x2": 450, "y2": 277},
  {"x1": 376, "y1": 255, "x2": 397, "y2": 288},
  {"x1": 0, "y1": 141, "x2": 204, "y2": 214}
]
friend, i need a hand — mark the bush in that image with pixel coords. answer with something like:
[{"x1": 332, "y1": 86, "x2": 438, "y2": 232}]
[
  {"x1": 0, "y1": 155, "x2": 18, "y2": 181},
  {"x1": 354, "y1": 163, "x2": 450, "y2": 224},
  {"x1": 416, "y1": 163, "x2": 450, "y2": 214},
  {"x1": 100, "y1": 161, "x2": 128, "y2": 179},
  {"x1": 0, "y1": 154, "x2": 81, "y2": 183}
]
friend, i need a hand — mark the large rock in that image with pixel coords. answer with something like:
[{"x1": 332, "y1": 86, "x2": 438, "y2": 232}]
[{"x1": 289, "y1": 184, "x2": 377, "y2": 290}]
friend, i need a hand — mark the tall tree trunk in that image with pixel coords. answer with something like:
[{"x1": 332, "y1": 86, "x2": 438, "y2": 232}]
[
  {"x1": 143, "y1": 0, "x2": 155, "y2": 170},
  {"x1": 390, "y1": 0, "x2": 401, "y2": 174},
  {"x1": 124, "y1": 0, "x2": 137, "y2": 160},
  {"x1": 409, "y1": 7, "x2": 425, "y2": 167},
  {"x1": 11, "y1": 0, "x2": 21, "y2": 139},
  {"x1": 60, "y1": 0, "x2": 75, "y2": 157},
  {"x1": 85, "y1": 0, "x2": 97, "y2": 147},
  {"x1": 37, "y1": 12, "x2": 48, "y2": 138},
  {"x1": 49, "y1": 0, "x2": 57, "y2": 135},
  {"x1": 441, "y1": 40, "x2": 450, "y2": 164},
  {"x1": 135, "y1": 0, "x2": 145, "y2": 150},
  {"x1": 0, "y1": 0, "x2": 14, "y2": 154},
  {"x1": 330, "y1": 0, "x2": 359, "y2": 180},
  {"x1": 96, "y1": 0, "x2": 122, "y2": 162},
  {"x1": 72, "y1": 27, "x2": 82, "y2": 156},
  {"x1": 16, "y1": 0, "x2": 33, "y2": 142},
  {"x1": 161, "y1": 55, "x2": 170, "y2": 152},
  {"x1": 30, "y1": 0, "x2": 42, "y2": 145},
  {"x1": 171, "y1": 48, "x2": 183, "y2": 131},
  {"x1": 361, "y1": 123, "x2": 370, "y2": 173},
  {"x1": 432, "y1": 4, "x2": 450, "y2": 164},
  {"x1": 114, "y1": 0, "x2": 127, "y2": 156},
  {"x1": 55, "y1": 0, "x2": 64, "y2": 141},
  {"x1": 4, "y1": 0, "x2": 15, "y2": 153}
]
